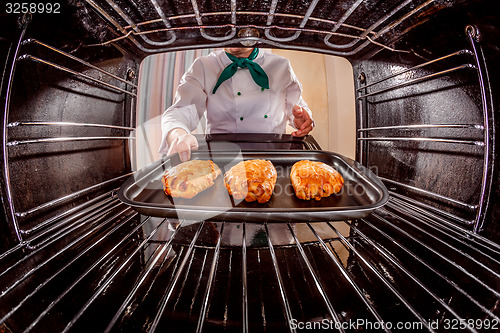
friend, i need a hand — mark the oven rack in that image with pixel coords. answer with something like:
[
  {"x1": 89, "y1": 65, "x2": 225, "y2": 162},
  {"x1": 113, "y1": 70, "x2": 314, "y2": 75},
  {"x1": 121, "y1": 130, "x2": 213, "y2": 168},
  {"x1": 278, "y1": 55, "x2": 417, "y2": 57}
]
[
  {"x1": 83, "y1": 0, "x2": 434, "y2": 56},
  {"x1": 6, "y1": 120, "x2": 135, "y2": 156},
  {"x1": 0, "y1": 194, "x2": 499, "y2": 332},
  {"x1": 18, "y1": 39, "x2": 137, "y2": 97},
  {"x1": 356, "y1": 27, "x2": 494, "y2": 233},
  {"x1": 13, "y1": 175, "x2": 133, "y2": 220}
]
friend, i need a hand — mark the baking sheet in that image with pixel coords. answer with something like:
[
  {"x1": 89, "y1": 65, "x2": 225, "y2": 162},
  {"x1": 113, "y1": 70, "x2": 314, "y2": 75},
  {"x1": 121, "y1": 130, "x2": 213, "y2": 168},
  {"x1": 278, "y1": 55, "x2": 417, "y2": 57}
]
[{"x1": 118, "y1": 150, "x2": 389, "y2": 222}]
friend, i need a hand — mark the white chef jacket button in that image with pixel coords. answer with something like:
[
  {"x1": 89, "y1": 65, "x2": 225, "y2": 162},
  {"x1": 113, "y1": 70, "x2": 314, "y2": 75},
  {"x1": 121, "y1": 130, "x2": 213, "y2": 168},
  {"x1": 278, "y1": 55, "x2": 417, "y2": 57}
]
[
  {"x1": 240, "y1": 117, "x2": 244, "y2": 121},
  {"x1": 237, "y1": 92, "x2": 241, "y2": 96}
]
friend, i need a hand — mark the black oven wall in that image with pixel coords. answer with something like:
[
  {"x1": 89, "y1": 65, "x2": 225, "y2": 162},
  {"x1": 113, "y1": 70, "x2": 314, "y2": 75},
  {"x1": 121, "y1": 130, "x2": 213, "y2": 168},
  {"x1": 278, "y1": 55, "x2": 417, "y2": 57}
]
[
  {"x1": 352, "y1": 0, "x2": 500, "y2": 243},
  {"x1": 0, "y1": 6, "x2": 140, "y2": 252}
]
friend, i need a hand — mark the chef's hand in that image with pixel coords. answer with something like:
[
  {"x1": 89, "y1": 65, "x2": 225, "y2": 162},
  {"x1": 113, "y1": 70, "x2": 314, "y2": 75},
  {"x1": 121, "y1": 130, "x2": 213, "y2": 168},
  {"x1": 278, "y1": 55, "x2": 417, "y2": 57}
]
[
  {"x1": 167, "y1": 128, "x2": 199, "y2": 162},
  {"x1": 291, "y1": 105, "x2": 314, "y2": 137}
]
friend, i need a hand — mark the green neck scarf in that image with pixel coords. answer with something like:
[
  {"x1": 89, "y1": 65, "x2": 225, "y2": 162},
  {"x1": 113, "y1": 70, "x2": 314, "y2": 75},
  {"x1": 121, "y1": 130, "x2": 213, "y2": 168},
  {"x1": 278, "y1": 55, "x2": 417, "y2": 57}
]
[{"x1": 212, "y1": 48, "x2": 270, "y2": 94}]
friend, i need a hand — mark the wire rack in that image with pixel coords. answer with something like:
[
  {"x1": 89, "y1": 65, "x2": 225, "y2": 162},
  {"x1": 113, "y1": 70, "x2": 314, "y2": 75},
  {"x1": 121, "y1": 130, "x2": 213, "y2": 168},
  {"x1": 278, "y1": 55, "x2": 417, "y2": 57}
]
[{"x1": 0, "y1": 196, "x2": 499, "y2": 332}]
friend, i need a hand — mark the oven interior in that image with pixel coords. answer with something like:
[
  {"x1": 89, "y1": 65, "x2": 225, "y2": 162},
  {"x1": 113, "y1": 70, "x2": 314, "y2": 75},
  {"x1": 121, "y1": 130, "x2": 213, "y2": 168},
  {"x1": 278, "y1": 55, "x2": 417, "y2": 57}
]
[{"x1": 1, "y1": 0, "x2": 499, "y2": 332}]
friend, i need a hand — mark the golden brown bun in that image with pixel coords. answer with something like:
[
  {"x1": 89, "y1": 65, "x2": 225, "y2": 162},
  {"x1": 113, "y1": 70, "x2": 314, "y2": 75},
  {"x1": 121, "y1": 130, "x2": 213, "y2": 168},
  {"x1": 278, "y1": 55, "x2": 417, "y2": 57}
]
[
  {"x1": 290, "y1": 160, "x2": 344, "y2": 201},
  {"x1": 224, "y1": 160, "x2": 277, "y2": 204},
  {"x1": 161, "y1": 160, "x2": 221, "y2": 199}
]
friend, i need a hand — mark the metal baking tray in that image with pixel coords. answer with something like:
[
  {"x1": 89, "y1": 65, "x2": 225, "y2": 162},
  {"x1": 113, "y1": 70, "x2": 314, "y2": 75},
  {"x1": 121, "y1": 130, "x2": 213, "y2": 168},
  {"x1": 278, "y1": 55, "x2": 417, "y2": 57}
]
[{"x1": 118, "y1": 150, "x2": 389, "y2": 222}]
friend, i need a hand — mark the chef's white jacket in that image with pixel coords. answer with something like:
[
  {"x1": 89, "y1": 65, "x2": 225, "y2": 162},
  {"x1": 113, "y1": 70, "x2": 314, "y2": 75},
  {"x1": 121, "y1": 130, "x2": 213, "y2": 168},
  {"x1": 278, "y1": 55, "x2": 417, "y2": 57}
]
[{"x1": 159, "y1": 49, "x2": 312, "y2": 153}]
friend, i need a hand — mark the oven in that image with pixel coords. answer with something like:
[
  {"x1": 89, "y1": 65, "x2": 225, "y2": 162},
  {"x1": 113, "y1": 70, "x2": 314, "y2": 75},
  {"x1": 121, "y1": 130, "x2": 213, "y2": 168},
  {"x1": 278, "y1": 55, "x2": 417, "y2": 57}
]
[{"x1": 0, "y1": 0, "x2": 499, "y2": 332}]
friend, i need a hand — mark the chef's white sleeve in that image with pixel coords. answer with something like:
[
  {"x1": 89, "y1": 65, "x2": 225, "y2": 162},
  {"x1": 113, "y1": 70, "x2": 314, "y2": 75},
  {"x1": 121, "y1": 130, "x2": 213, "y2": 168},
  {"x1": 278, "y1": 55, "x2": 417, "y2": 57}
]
[{"x1": 159, "y1": 59, "x2": 208, "y2": 154}]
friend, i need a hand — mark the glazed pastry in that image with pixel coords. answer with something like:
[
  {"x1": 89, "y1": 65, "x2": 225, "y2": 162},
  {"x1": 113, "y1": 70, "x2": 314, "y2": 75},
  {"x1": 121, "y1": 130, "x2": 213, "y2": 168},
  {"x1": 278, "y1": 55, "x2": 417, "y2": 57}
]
[
  {"x1": 161, "y1": 160, "x2": 221, "y2": 199},
  {"x1": 290, "y1": 160, "x2": 344, "y2": 201},
  {"x1": 224, "y1": 159, "x2": 277, "y2": 203}
]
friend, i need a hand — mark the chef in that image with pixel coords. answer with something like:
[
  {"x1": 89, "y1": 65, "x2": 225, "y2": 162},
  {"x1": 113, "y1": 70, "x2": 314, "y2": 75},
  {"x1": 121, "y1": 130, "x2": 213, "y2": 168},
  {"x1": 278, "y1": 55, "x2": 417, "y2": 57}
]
[{"x1": 159, "y1": 47, "x2": 314, "y2": 161}]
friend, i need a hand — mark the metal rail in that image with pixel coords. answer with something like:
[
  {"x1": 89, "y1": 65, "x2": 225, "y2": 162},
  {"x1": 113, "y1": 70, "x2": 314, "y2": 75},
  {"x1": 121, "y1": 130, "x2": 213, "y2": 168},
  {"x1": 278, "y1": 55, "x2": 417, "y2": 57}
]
[
  {"x1": 8, "y1": 121, "x2": 134, "y2": 131},
  {"x1": 241, "y1": 222, "x2": 249, "y2": 333},
  {"x1": 21, "y1": 190, "x2": 122, "y2": 235},
  {"x1": 121, "y1": 21, "x2": 366, "y2": 42},
  {"x1": 13, "y1": 204, "x2": 129, "y2": 273},
  {"x1": 466, "y1": 26, "x2": 495, "y2": 233},
  {"x1": 7, "y1": 136, "x2": 134, "y2": 146},
  {"x1": 357, "y1": 217, "x2": 498, "y2": 323},
  {"x1": 1, "y1": 16, "x2": 29, "y2": 244},
  {"x1": 265, "y1": 223, "x2": 296, "y2": 333},
  {"x1": 389, "y1": 191, "x2": 474, "y2": 226},
  {"x1": 354, "y1": 48, "x2": 482, "y2": 175},
  {"x1": 380, "y1": 177, "x2": 478, "y2": 211},
  {"x1": 61, "y1": 217, "x2": 175, "y2": 333},
  {"x1": 368, "y1": 210, "x2": 500, "y2": 298},
  {"x1": 1, "y1": 216, "x2": 499, "y2": 331},
  {"x1": 356, "y1": 49, "x2": 474, "y2": 91},
  {"x1": 191, "y1": 0, "x2": 237, "y2": 41},
  {"x1": 355, "y1": 46, "x2": 488, "y2": 224},
  {"x1": 255, "y1": 249, "x2": 267, "y2": 328},
  {"x1": 1, "y1": 18, "x2": 136, "y2": 250},
  {"x1": 356, "y1": 64, "x2": 476, "y2": 99},
  {"x1": 149, "y1": 0, "x2": 177, "y2": 43},
  {"x1": 14, "y1": 172, "x2": 133, "y2": 218},
  {"x1": 0, "y1": 202, "x2": 132, "y2": 301},
  {"x1": 149, "y1": 221, "x2": 206, "y2": 333},
  {"x1": 2, "y1": 211, "x2": 139, "y2": 330},
  {"x1": 328, "y1": 0, "x2": 364, "y2": 35},
  {"x1": 196, "y1": 222, "x2": 225, "y2": 333},
  {"x1": 18, "y1": 54, "x2": 137, "y2": 97},
  {"x1": 25, "y1": 197, "x2": 119, "y2": 249},
  {"x1": 389, "y1": 194, "x2": 500, "y2": 252},
  {"x1": 104, "y1": 219, "x2": 185, "y2": 332},
  {"x1": 387, "y1": 198, "x2": 500, "y2": 262},
  {"x1": 354, "y1": 224, "x2": 479, "y2": 333},
  {"x1": 286, "y1": 222, "x2": 344, "y2": 332},
  {"x1": 357, "y1": 123, "x2": 484, "y2": 132},
  {"x1": 346, "y1": 0, "x2": 435, "y2": 56},
  {"x1": 85, "y1": 0, "x2": 152, "y2": 53},
  {"x1": 357, "y1": 136, "x2": 484, "y2": 146},
  {"x1": 90, "y1": 21, "x2": 405, "y2": 56},
  {"x1": 306, "y1": 223, "x2": 389, "y2": 332},
  {"x1": 325, "y1": 221, "x2": 435, "y2": 331},
  {"x1": 22, "y1": 39, "x2": 138, "y2": 88},
  {"x1": 126, "y1": 11, "x2": 362, "y2": 32},
  {"x1": 357, "y1": 219, "x2": 498, "y2": 318}
]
